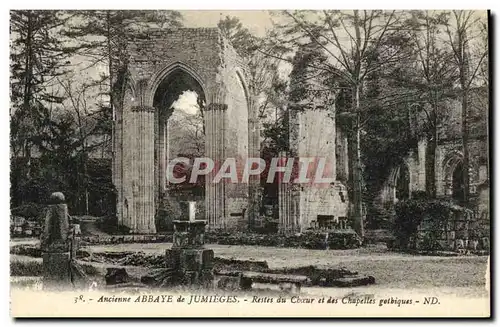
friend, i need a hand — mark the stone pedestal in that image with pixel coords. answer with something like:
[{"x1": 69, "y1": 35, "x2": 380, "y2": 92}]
[
  {"x1": 42, "y1": 252, "x2": 71, "y2": 290},
  {"x1": 165, "y1": 220, "x2": 214, "y2": 287},
  {"x1": 172, "y1": 220, "x2": 206, "y2": 248}
]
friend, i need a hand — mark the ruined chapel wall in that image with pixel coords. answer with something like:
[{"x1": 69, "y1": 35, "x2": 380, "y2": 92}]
[
  {"x1": 287, "y1": 107, "x2": 349, "y2": 230},
  {"x1": 126, "y1": 28, "x2": 224, "y2": 92},
  {"x1": 219, "y1": 35, "x2": 251, "y2": 229}
]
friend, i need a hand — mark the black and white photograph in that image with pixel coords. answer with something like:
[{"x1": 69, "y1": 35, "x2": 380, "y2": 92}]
[{"x1": 8, "y1": 9, "x2": 491, "y2": 318}]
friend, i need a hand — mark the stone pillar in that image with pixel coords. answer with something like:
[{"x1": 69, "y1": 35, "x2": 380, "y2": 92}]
[
  {"x1": 205, "y1": 103, "x2": 227, "y2": 229},
  {"x1": 42, "y1": 192, "x2": 72, "y2": 290},
  {"x1": 336, "y1": 124, "x2": 349, "y2": 183},
  {"x1": 278, "y1": 152, "x2": 290, "y2": 233},
  {"x1": 247, "y1": 113, "x2": 261, "y2": 230},
  {"x1": 155, "y1": 111, "x2": 167, "y2": 203},
  {"x1": 130, "y1": 106, "x2": 156, "y2": 234},
  {"x1": 435, "y1": 146, "x2": 445, "y2": 197},
  {"x1": 417, "y1": 139, "x2": 427, "y2": 191},
  {"x1": 159, "y1": 119, "x2": 167, "y2": 198},
  {"x1": 113, "y1": 102, "x2": 124, "y2": 225},
  {"x1": 407, "y1": 156, "x2": 416, "y2": 195}
]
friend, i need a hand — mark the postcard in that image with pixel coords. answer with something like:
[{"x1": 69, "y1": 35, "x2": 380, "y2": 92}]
[{"x1": 9, "y1": 9, "x2": 490, "y2": 318}]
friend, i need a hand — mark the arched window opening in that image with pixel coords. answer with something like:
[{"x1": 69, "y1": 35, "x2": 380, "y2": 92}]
[
  {"x1": 395, "y1": 164, "x2": 410, "y2": 201},
  {"x1": 153, "y1": 67, "x2": 206, "y2": 202},
  {"x1": 452, "y1": 162, "x2": 465, "y2": 204}
]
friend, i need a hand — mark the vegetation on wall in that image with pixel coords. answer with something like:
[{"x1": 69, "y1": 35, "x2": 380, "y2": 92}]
[{"x1": 393, "y1": 195, "x2": 453, "y2": 250}]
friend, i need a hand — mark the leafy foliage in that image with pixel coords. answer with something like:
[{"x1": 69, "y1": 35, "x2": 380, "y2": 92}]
[
  {"x1": 394, "y1": 196, "x2": 453, "y2": 250},
  {"x1": 361, "y1": 44, "x2": 421, "y2": 223},
  {"x1": 288, "y1": 38, "x2": 333, "y2": 110},
  {"x1": 155, "y1": 198, "x2": 182, "y2": 232},
  {"x1": 10, "y1": 157, "x2": 115, "y2": 217},
  {"x1": 218, "y1": 16, "x2": 258, "y2": 57},
  {"x1": 10, "y1": 10, "x2": 72, "y2": 161},
  {"x1": 63, "y1": 10, "x2": 184, "y2": 135},
  {"x1": 10, "y1": 11, "x2": 183, "y2": 218}
]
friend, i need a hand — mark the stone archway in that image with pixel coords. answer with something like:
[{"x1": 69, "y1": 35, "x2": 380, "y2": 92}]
[
  {"x1": 395, "y1": 163, "x2": 410, "y2": 201},
  {"x1": 112, "y1": 28, "x2": 258, "y2": 233},
  {"x1": 152, "y1": 63, "x2": 207, "y2": 205},
  {"x1": 451, "y1": 161, "x2": 464, "y2": 202},
  {"x1": 442, "y1": 150, "x2": 464, "y2": 199},
  {"x1": 380, "y1": 160, "x2": 412, "y2": 205}
]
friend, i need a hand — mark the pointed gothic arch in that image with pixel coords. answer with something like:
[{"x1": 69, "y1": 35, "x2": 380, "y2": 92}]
[{"x1": 442, "y1": 150, "x2": 465, "y2": 201}]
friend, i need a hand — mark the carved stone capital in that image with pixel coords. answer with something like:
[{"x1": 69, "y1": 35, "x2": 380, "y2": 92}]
[
  {"x1": 131, "y1": 105, "x2": 155, "y2": 113},
  {"x1": 206, "y1": 103, "x2": 228, "y2": 111}
]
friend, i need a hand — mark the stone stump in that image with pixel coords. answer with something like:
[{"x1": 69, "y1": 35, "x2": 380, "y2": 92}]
[
  {"x1": 41, "y1": 192, "x2": 72, "y2": 291},
  {"x1": 43, "y1": 252, "x2": 72, "y2": 288}
]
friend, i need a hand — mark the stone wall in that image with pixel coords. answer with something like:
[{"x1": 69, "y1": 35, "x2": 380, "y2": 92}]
[
  {"x1": 414, "y1": 208, "x2": 488, "y2": 252},
  {"x1": 220, "y1": 40, "x2": 251, "y2": 225},
  {"x1": 298, "y1": 184, "x2": 349, "y2": 229},
  {"x1": 438, "y1": 88, "x2": 488, "y2": 142}
]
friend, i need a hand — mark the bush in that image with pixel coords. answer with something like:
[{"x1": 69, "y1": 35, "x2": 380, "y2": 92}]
[
  {"x1": 97, "y1": 215, "x2": 130, "y2": 235},
  {"x1": 155, "y1": 198, "x2": 182, "y2": 232},
  {"x1": 394, "y1": 198, "x2": 453, "y2": 250},
  {"x1": 10, "y1": 245, "x2": 42, "y2": 257},
  {"x1": 205, "y1": 230, "x2": 361, "y2": 250},
  {"x1": 10, "y1": 260, "x2": 43, "y2": 277},
  {"x1": 10, "y1": 203, "x2": 47, "y2": 223},
  {"x1": 366, "y1": 204, "x2": 395, "y2": 230},
  {"x1": 10, "y1": 157, "x2": 116, "y2": 217}
]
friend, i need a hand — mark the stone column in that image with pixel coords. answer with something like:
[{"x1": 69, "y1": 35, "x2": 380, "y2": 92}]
[
  {"x1": 247, "y1": 113, "x2": 261, "y2": 230},
  {"x1": 113, "y1": 102, "x2": 124, "y2": 225},
  {"x1": 155, "y1": 111, "x2": 167, "y2": 203},
  {"x1": 278, "y1": 152, "x2": 290, "y2": 233},
  {"x1": 336, "y1": 124, "x2": 349, "y2": 183},
  {"x1": 417, "y1": 139, "x2": 427, "y2": 191},
  {"x1": 435, "y1": 146, "x2": 445, "y2": 197},
  {"x1": 205, "y1": 103, "x2": 227, "y2": 229},
  {"x1": 130, "y1": 105, "x2": 156, "y2": 234}
]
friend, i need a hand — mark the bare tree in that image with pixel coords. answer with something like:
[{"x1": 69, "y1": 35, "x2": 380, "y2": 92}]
[
  {"x1": 57, "y1": 76, "x2": 105, "y2": 214},
  {"x1": 264, "y1": 10, "x2": 405, "y2": 237},
  {"x1": 168, "y1": 107, "x2": 205, "y2": 159},
  {"x1": 405, "y1": 10, "x2": 458, "y2": 197},
  {"x1": 445, "y1": 10, "x2": 488, "y2": 204}
]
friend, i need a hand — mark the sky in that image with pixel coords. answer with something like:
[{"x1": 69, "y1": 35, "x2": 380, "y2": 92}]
[
  {"x1": 65, "y1": 10, "x2": 489, "y2": 116},
  {"x1": 172, "y1": 91, "x2": 200, "y2": 115},
  {"x1": 181, "y1": 10, "x2": 275, "y2": 37},
  {"x1": 169, "y1": 10, "x2": 488, "y2": 115},
  {"x1": 163, "y1": 11, "x2": 275, "y2": 115}
]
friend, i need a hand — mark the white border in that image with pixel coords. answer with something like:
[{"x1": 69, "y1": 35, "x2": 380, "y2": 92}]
[{"x1": 1, "y1": 2, "x2": 498, "y2": 326}]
